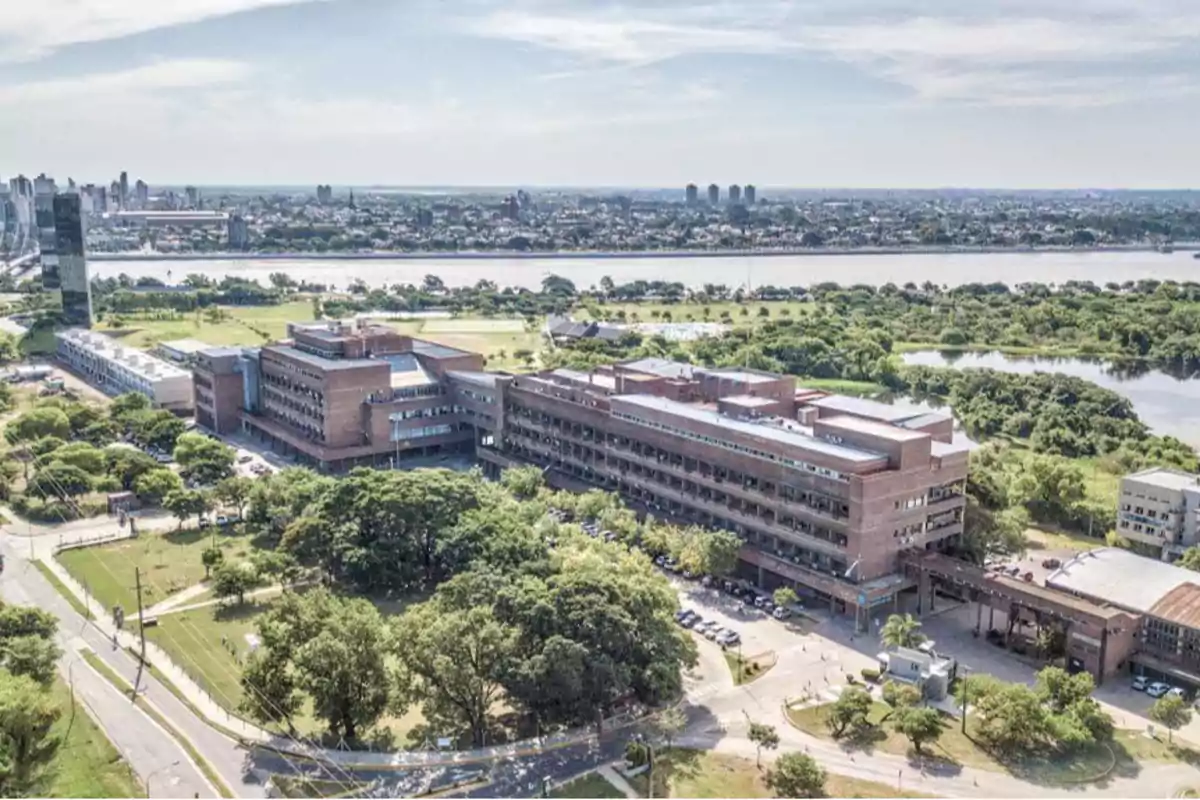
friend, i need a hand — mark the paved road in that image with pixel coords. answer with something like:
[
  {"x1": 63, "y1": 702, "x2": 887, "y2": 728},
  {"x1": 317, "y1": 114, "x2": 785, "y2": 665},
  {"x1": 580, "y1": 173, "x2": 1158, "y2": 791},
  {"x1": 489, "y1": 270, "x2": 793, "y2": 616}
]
[
  {"x1": 0, "y1": 534, "x2": 274, "y2": 798},
  {"x1": 0, "y1": 540, "x2": 215, "y2": 798}
]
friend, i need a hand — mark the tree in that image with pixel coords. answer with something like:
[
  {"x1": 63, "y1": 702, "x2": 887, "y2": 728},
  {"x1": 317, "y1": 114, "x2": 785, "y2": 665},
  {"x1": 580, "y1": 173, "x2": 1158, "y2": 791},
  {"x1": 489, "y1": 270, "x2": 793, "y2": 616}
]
[
  {"x1": 163, "y1": 488, "x2": 210, "y2": 529},
  {"x1": 133, "y1": 468, "x2": 183, "y2": 504},
  {"x1": 8, "y1": 407, "x2": 70, "y2": 442},
  {"x1": 1178, "y1": 547, "x2": 1200, "y2": 573},
  {"x1": 212, "y1": 561, "x2": 260, "y2": 605},
  {"x1": 826, "y1": 686, "x2": 872, "y2": 738},
  {"x1": 773, "y1": 587, "x2": 798, "y2": 609},
  {"x1": 105, "y1": 446, "x2": 159, "y2": 490},
  {"x1": 0, "y1": 605, "x2": 60, "y2": 686},
  {"x1": 214, "y1": 475, "x2": 254, "y2": 519},
  {"x1": 892, "y1": 705, "x2": 943, "y2": 755},
  {"x1": 201, "y1": 545, "x2": 224, "y2": 579},
  {"x1": 881, "y1": 680, "x2": 922, "y2": 713},
  {"x1": 393, "y1": 602, "x2": 516, "y2": 747},
  {"x1": 0, "y1": 671, "x2": 61, "y2": 797},
  {"x1": 499, "y1": 466, "x2": 543, "y2": 500},
  {"x1": 240, "y1": 650, "x2": 301, "y2": 733},
  {"x1": 26, "y1": 462, "x2": 93, "y2": 501},
  {"x1": 109, "y1": 392, "x2": 151, "y2": 418},
  {"x1": 49, "y1": 442, "x2": 106, "y2": 475},
  {"x1": 880, "y1": 614, "x2": 926, "y2": 649},
  {"x1": 765, "y1": 752, "x2": 826, "y2": 798},
  {"x1": 173, "y1": 432, "x2": 234, "y2": 485},
  {"x1": 651, "y1": 706, "x2": 687, "y2": 751},
  {"x1": 972, "y1": 683, "x2": 1051, "y2": 756},
  {"x1": 1150, "y1": 694, "x2": 1192, "y2": 744},
  {"x1": 747, "y1": 720, "x2": 780, "y2": 767}
]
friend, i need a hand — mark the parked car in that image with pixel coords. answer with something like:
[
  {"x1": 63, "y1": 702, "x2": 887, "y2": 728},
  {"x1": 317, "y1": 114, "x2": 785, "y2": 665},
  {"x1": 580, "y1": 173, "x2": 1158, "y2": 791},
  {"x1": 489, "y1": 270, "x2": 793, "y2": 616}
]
[
  {"x1": 704, "y1": 626, "x2": 723, "y2": 641},
  {"x1": 1169, "y1": 687, "x2": 1188, "y2": 701},
  {"x1": 674, "y1": 610, "x2": 691, "y2": 623},
  {"x1": 1041, "y1": 558, "x2": 1062, "y2": 569},
  {"x1": 216, "y1": 515, "x2": 230, "y2": 526},
  {"x1": 1132, "y1": 675, "x2": 1149, "y2": 691},
  {"x1": 717, "y1": 631, "x2": 741, "y2": 646},
  {"x1": 773, "y1": 607, "x2": 791, "y2": 621},
  {"x1": 681, "y1": 615, "x2": 701, "y2": 629},
  {"x1": 1147, "y1": 682, "x2": 1171, "y2": 698}
]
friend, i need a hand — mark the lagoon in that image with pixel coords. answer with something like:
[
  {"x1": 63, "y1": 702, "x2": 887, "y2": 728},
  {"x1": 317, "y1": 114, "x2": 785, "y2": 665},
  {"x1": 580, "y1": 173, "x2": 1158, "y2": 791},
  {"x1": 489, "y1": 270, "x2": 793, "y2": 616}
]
[{"x1": 900, "y1": 350, "x2": 1200, "y2": 447}]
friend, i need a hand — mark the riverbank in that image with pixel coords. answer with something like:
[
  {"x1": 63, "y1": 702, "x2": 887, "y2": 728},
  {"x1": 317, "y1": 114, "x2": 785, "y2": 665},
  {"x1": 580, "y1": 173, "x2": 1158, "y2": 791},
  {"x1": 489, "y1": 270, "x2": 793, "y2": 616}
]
[{"x1": 87, "y1": 243, "x2": 1200, "y2": 262}]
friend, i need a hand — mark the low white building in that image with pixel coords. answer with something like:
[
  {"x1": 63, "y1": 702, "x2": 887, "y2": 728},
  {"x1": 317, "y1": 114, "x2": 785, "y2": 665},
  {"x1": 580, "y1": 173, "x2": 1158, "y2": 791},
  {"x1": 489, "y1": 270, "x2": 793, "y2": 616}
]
[
  {"x1": 1118, "y1": 468, "x2": 1200, "y2": 558},
  {"x1": 55, "y1": 328, "x2": 193, "y2": 410}
]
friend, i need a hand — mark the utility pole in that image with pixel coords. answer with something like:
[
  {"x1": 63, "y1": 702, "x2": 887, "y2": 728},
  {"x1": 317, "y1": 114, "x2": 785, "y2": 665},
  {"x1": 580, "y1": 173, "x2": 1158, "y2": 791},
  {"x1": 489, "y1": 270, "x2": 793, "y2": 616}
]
[{"x1": 133, "y1": 567, "x2": 146, "y2": 695}]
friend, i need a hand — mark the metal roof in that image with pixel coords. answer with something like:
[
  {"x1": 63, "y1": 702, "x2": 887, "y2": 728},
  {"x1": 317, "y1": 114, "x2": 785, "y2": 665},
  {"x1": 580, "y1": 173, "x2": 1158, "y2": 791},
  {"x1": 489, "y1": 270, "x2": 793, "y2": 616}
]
[
  {"x1": 1125, "y1": 468, "x2": 1199, "y2": 493},
  {"x1": 612, "y1": 393, "x2": 887, "y2": 465},
  {"x1": 445, "y1": 370, "x2": 497, "y2": 388},
  {"x1": 411, "y1": 339, "x2": 472, "y2": 359},
  {"x1": 621, "y1": 358, "x2": 696, "y2": 380},
  {"x1": 700, "y1": 368, "x2": 778, "y2": 384},
  {"x1": 267, "y1": 344, "x2": 380, "y2": 371},
  {"x1": 1047, "y1": 548, "x2": 1200, "y2": 618},
  {"x1": 808, "y1": 393, "x2": 934, "y2": 423}
]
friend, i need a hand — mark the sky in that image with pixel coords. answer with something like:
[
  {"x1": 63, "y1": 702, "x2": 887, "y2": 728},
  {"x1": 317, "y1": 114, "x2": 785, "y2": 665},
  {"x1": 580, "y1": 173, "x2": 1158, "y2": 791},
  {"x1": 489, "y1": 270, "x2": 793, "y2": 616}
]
[{"x1": 1, "y1": 0, "x2": 1198, "y2": 189}]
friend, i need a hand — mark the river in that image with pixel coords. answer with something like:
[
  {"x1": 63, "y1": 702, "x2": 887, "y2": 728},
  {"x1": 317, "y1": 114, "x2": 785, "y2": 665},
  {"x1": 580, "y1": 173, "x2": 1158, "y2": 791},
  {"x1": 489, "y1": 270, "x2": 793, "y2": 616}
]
[
  {"x1": 88, "y1": 250, "x2": 1200, "y2": 292},
  {"x1": 900, "y1": 350, "x2": 1200, "y2": 447}
]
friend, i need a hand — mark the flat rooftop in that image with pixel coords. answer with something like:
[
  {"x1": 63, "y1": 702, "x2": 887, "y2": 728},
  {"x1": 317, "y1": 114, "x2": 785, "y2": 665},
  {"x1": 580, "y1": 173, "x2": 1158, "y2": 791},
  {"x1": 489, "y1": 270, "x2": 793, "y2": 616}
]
[
  {"x1": 817, "y1": 414, "x2": 929, "y2": 442},
  {"x1": 722, "y1": 394, "x2": 777, "y2": 407},
  {"x1": 612, "y1": 393, "x2": 888, "y2": 466},
  {"x1": 411, "y1": 339, "x2": 473, "y2": 359},
  {"x1": 56, "y1": 329, "x2": 190, "y2": 382},
  {"x1": 701, "y1": 368, "x2": 778, "y2": 384},
  {"x1": 621, "y1": 358, "x2": 695, "y2": 381},
  {"x1": 551, "y1": 368, "x2": 617, "y2": 391},
  {"x1": 808, "y1": 394, "x2": 946, "y2": 425},
  {"x1": 1047, "y1": 548, "x2": 1200, "y2": 618},
  {"x1": 158, "y1": 338, "x2": 214, "y2": 355},
  {"x1": 1125, "y1": 467, "x2": 1199, "y2": 493},
  {"x1": 268, "y1": 344, "x2": 380, "y2": 372}
]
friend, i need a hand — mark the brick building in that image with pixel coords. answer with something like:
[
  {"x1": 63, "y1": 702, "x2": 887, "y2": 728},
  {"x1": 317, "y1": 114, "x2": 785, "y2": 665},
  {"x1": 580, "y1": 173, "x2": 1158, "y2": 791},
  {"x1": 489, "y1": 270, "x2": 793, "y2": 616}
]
[
  {"x1": 457, "y1": 358, "x2": 970, "y2": 627},
  {"x1": 192, "y1": 320, "x2": 490, "y2": 470}
]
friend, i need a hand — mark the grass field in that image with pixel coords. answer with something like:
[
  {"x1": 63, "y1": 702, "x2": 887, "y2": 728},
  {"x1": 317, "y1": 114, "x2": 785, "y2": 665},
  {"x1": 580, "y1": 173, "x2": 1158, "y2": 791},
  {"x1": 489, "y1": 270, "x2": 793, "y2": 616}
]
[
  {"x1": 549, "y1": 771, "x2": 624, "y2": 798},
  {"x1": 142, "y1": 597, "x2": 424, "y2": 745},
  {"x1": 58, "y1": 527, "x2": 257, "y2": 612},
  {"x1": 387, "y1": 318, "x2": 542, "y2": 368},
  {"x1": 46, "y1": 678, "x2": 144, "y2": 798},
  {"x1": 799, "y1": 378, "x2": 886, "y2": 397},
  {"x1": 724, "y1": 651, "x2": 776, "y2": 686},
  {"x1": 628, "y1": 748, "x2": 925, "y2": 798},
  {"x1": 786, "y1": 700, "x2": 1176, "y2": 785},
  {"x1": 97, "y1": 301, "x2": 312, "y2": 348}
]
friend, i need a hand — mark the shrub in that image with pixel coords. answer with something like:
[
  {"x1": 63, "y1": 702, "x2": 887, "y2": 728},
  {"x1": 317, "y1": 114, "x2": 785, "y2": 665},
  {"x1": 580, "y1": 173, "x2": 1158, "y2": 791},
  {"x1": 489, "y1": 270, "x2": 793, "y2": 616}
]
[{"x1": 861, "y1": 667, "x2": 881, "y2": 683}]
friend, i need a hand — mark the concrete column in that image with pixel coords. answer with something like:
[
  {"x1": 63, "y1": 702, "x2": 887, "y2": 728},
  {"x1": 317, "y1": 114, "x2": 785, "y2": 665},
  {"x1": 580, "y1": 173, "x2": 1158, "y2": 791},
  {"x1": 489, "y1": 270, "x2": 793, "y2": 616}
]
[
  {"x1": 988, "y1": 606, "x2": 995, "y2": 630},
  {"x1": 975, "y1": 599, "x2": 983, "y2": 635},
  {"x1": 756, "y1": 565, "x2": 764, "y2": 588}
]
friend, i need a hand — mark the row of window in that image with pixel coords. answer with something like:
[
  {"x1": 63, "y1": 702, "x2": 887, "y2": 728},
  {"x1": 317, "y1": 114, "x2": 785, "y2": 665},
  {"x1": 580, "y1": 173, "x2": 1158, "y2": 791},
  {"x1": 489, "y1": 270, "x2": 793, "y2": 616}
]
[
  {"x1": 263, "y1": 355, "x2": 325, "y2": 383},
  {"x1": 610, "y1": 410, "x2": 849, "y2": 482},
  {"x1": 389, "y1": 404, "x2": 462, "y2": 422},
  {"x1": 458, "y1": 388, "x2": 496, "y2": 405},
  {"x1": 391, "y1": 423, "x2": 454, "y2": 442}
]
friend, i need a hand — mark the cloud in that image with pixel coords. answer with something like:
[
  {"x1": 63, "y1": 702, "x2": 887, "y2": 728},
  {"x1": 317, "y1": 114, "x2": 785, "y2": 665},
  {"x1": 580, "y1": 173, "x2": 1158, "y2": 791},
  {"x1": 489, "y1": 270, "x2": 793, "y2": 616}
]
[
  {"x1": 460, "y1": 0, "x2": 1200, "y2": 107},
  {"x1": 0, "y1": 58, "x2": 252, "y2": 103},
  {"x1": 0, "y1": 0, "x2": 332, "y2": 61}
]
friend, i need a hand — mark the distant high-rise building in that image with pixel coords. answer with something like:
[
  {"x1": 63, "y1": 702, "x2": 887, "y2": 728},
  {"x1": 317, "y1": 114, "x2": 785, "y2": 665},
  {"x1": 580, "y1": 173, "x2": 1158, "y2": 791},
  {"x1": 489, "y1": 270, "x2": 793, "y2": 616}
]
[
  {"x1": 118, "y1": 171, "x2": 129, "y2": 208},
  {"x1": 53, "y1": 193, "x2": 92, "y2": 327},
  {"x1": 500, "y1": 195, "x2": 520, "y2": 221},
  {"x1": 227, "y1": 214, "x2": 250, "y2": 250},
  {"x1": 744, "y1": 184, "x2": 756, "y2": 205},
  {"x1": 135, "y1": 179, "x2": 149, "y2": 207},
  {"x1": 415, "y1": 207, "x2": 434, "y2": 229},
  {"x1": 707, "y1": 184, "x2": 720, "y2": 205},
  {"x1": 685, "y1": 183, "x2": 699, "y2": 206},
  {"x1": 728, "y1": 184, "x2": 741, "y2": 205},
  {"x1": 34, "y1": 175, "x2": 59, "y2": 292},
  {"x1": 185, "y1": 186, "x2": 199, "y2": 208},
  {"x1": 109, "y1": 180, "x2": 121, "y2": 206},
  {"x1": 316, "y1": 185, "x2": 333, "y2": 204}
]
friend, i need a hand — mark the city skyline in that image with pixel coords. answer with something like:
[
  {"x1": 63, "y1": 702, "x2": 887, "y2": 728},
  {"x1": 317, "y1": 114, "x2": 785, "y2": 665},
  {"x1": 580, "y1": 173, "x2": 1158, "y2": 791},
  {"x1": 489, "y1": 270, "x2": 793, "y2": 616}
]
[{"x1": 1, "y1": 1, "x2": 1199, "y2": 188}]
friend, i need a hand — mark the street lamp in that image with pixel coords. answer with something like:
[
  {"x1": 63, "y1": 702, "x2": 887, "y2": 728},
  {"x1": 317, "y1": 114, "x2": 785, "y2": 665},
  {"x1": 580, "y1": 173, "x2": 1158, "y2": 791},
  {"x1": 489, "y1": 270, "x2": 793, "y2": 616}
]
[{"x1": 146, "y1": 760, "x2": 180, "y2": 798}]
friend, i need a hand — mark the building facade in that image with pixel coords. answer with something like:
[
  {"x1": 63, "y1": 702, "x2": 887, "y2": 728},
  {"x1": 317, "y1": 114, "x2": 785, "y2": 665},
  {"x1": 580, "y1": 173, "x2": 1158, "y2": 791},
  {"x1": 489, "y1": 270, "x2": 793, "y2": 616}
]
[
  {"x1": 56, "y1": 328, "x2": 192, "y2": 409},
  {"x1": 707, "y1": 184, "x2": 720, "y2": 206},
  {"x1": 685, "y1": 184, "x2": 699, "y2": 206},
  {"x1": 745, "y1": 184, "x2": 757, "y2": 205},
  {"x1": 194, "y1": 320, "x2": 489, "y2": 470},
  {"x1": 53, "y1": 193, "x2": 93, "y2": 327},
  {"x1": 728, "y1": 184, "x2": 742, "y2": 205},
  {"x1": 465, "y1": 359, "x2": 969, "y2": 626},
  {"x1": 1117, "y1": 468, "x2": 1200, "y2": 558},
  {"x1": 34, "y1": 175, "x2": 58, "y2": 293}
]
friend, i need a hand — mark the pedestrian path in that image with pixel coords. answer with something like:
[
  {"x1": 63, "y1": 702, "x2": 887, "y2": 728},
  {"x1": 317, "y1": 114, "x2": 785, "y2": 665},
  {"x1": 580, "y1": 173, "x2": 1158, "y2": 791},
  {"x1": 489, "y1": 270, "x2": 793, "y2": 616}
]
[{"x1": 597, "y1": 764, "x2": 639, "y2": 799}]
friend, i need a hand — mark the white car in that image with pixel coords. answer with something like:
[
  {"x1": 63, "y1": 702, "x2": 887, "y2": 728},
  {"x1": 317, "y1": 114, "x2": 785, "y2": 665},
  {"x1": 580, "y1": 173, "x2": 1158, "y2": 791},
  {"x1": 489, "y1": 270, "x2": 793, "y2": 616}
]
[
  {"x1": 1146, "y1": 682, "x2": 1171, "y2": 698},
  {"x1": 1168, "y1": 687, "x2": 1187, "y2": 701}
]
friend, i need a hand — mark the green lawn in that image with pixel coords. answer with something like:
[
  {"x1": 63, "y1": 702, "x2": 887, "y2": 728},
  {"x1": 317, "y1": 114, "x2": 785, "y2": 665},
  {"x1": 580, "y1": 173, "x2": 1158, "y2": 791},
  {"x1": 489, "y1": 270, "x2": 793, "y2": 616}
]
[
  {"x1": 628, "y1": 748, "x2": 925, "y2": 798},
  {"x1": 143, "y1": 599, "x2": 426, "y2": 745},
  {"x1": 385, "y1": 317, "x2": 543, "y2": 369},
  {"x1": 550, "y1": 771, "x2": 625, "y2": 798},
  {"x1": 33, "y1": 560, "x2": 94, "y2": 620},
  {"x1": 45, "y1": 678, "x2": 144, "y2": 798},
  {"x1": 97, "y1": 301, "x2": 313, "y2": 348},
  {"x1": 58, "y1": 527, "x2": 256, "y2": 613},
  {"x1": 724, "y1": 650, "x2": 776, "y2": 686},
  {"x1": 787, "y1": 700, "x2": 1180, "y2": 785},
  {"x1": 798, "y1": 378, "x2": 886, "y2": 397}
]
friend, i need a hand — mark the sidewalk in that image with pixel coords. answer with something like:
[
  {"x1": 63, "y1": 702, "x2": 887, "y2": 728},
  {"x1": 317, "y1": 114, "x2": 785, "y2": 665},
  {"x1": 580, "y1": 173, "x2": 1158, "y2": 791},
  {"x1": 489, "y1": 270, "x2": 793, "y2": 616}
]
[{"x1": 39, "y1": 551, "x2": 274, "y2": 743}]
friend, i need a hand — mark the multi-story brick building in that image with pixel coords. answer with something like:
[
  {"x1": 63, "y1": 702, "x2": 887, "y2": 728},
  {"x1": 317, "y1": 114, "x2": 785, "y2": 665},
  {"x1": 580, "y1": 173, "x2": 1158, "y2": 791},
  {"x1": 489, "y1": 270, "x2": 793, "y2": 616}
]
[
  {"x1": 460, "y1": 358, "x2": 970, "y2": 626},
  {"x1": 1116, "y1": 467, "x2": 1200, "y2": 559},
  {"x1": 192, "y1": 320, "x2": 489, "y2": 470}
]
